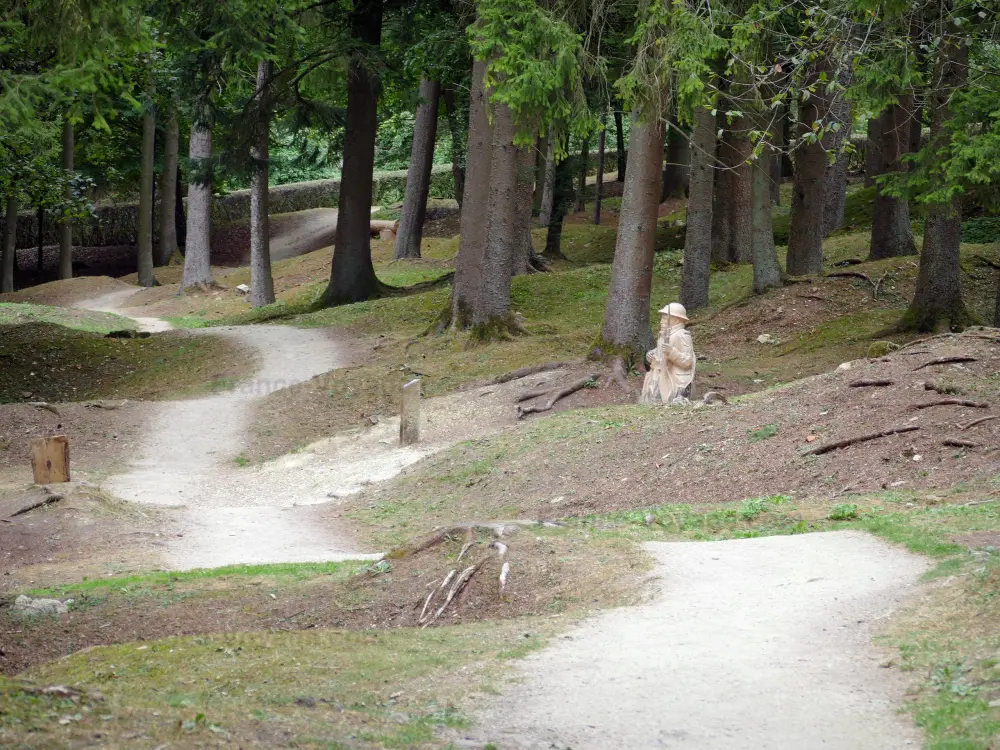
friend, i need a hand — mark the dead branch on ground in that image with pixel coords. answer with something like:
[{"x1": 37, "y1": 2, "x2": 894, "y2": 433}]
[
  {"x1": 914, "y1": 399, "x2": 989, "y2": 410},
  {"x1": 943, "y1": 438, "x2": 979, "y2": 448},
  {"x1": 959, "y1": 415, "x2": 999, "y2": 431},
  {"x1": 849, "y1": 379, "x2": 894, "y2": 388},
  {"x1": 913, "y1": 356, "x2": 978, "y2": 371},
  {"x1": 803, "y1": 426, "x2": 920, "y2": 456},
  {"x1": 517, "y1": 374, "x2": 599, "y2": 418}
]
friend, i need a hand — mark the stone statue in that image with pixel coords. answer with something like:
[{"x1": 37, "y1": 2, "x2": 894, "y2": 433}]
[{"x1": 640, "y1": 302, "x2": 696, "y2": 405}]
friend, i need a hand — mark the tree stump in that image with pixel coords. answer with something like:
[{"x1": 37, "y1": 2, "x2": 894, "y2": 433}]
[
  {"x1": 400, "y1": 379, "x2": 421, "y2": 446},
  {"x1": 30, "y1": 435, "x2": 70, "y2": 484}
]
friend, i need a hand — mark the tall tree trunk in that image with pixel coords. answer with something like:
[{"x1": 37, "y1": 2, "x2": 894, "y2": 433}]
[
  {"x1": 538, "y1": 137, "x2": 555, "y2": 226},
  {"x1": 770, "y1": 102, "x2": 786, "y2": 205},
  {"x1": 175, "y1": 163, "x2": 186, "y2": 253},
  {"x1": 442, "y1": 85, "x2": 466, "y2": 209},
  {"x1": 1, "y1": 195, "x2": 16, "y2": 293},
  {"x1": 181, "y1": 116, "x2": 215, "y2": 289},
  {"x1": 470, "y1": 100, "x2": 525, "y2": 337},
  {"x1": 533, "y1": 135, "x2": 547, "y2": 215},
  {"x1": 751, "y1": 151, "x2": 781, "y2": 293},
  {"x1": 323, "y1": 0, "x2": 383, "y2": 305},
  {"x1": 574, "y1": 137, "x2": 589, "y2": 212},
  {"x1": 661, "y1": 118, "x2": 690, "y2": 200},
  {"x1": 450, "y1": 58, "x2": 491, "y2": 328},
  {"x1": 596, "y1": 116, "x2": 665, "y2": 361},
  {"x1": 712, "y1": 118, "x2": 752, "y2": 264},
  {"x1": 58, "y1": 119, "x2": 74, "y2": 280},
  {"x1": 680, "y1": 106, "x2": 717, "y2": 312},
  {"x1": 394, "y1": 77, "x2": 441, "y2": 260},
  {"x1": 593, "y1": 119, "x2": 606, "y2": 224},
  {"x1": 823, "y1": 96, "x2": 852, "y2": 236},
  {"x1": 864, "y1": 114, "x2": 882, "y2": 188},
  {"x1": 901, "y1": 32, "x2": 968, "y2": 331},
  {"x1": 786, "y1": 87, "x2": 828, "y2": 276},
  {"x1": 137, "y1": 106, "x2": 157, "y2": 287},
  {"x1": 513, "y1": 140, "x2": 538, "y2": 275},
  {"x1": 36, "y1": 208, "x2": 43, "y2": 274},
  {"x1": 614, "y1": 109, "x2": 627, "y2": 182},
  {"x1": 250, "y1": 58, "x2": 276, "y2": 308},
  {"x1": 156, "y1": 107, "x2": 179, "y2": 266},
  {"x1": 544, "y1": 149, "x2": 574, "y2": 259},
  {"x1": 870, "y1": 97, "x2": 916, "y2": 259}
]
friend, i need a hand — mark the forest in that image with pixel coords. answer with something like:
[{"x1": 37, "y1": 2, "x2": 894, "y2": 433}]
[{"x1": 3, "y1": 0, "x2": 999, "y2": 356}]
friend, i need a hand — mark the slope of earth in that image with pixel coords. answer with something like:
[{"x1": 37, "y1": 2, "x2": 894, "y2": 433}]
[{"x1": 343, "y1": 330, "x2": 1000, "y2": 548}]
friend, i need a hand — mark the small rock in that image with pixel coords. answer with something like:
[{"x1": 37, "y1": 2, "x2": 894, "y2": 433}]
[
  {"x1": 757, "y1": 333, "x2": 778, "y2": 345},
  {"x1": 837, "y1": 361, "x2": 853, "y2": 371},
  {"x1": 701, "y1": 391, "x2": 728, "y2": 405},
  {"x1": 12, "y1": 595, "x2": 69, "y2": 617},
  {"x1": 550, "y1": 496, "x2": 564, "y2": 504},
  {"x1": 369, "y1": 415, "x2": 381, "y2": 425},
  {"x1": 235, "y1": 284, "x2": 250, "y2": 295},
  {"x1": 20, "y1": 391, "x2": 32, "y2": 399},
  {"x1": 644, "y1": 514, "x2": 656, "y2": 525}
]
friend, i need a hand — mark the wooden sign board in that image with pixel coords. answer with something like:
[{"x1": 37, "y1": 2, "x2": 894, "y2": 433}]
[
  {"x1": 400, "y1": 379, "x2": 421, "y2": 446},
  {"x1": 30, "y1": 435, "x2": 70, "y2": 484}
]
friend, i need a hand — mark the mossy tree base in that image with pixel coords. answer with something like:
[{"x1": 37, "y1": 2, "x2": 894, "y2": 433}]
[
  {"x1": 892, "y1": 302, "x2": 978, "y2": 334},
  {"x1": 467, "y1": 314, "x2": 527, "y2": 346}
]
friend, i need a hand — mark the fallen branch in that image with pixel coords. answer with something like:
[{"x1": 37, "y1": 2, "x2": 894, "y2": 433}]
[
  {"x1": 28, "y1": 402, "x2": 60, "y2": 417},
  {"x1": 959, "y1": 415, "x2": 999, "y2": 431},
  {"x1": 490, "y1": 362, "x2": 573, "y2": 385},
  {"x1": 914, "y1": 399, "x2": 989, "y2": 410},
  {"x1": 943, "y1": 438, "x2": 979, "y2": 448},
  {"x1": 849, "y1": 379, "x2": 894, "y2": 388},
  {"x1": 803, "y1": 426, "x2": 920, "y2": 456},
  {"x1": 517, "y1": 373, "x2": 599, "y2": 419},
  {"x1": 8, "y1": 493, "x2": 64, "y2": 518},
  {"x1": 871, "y1": 271, "x2": 888, "y2": 300},
  {"x1": 914, "y1": 355, "x2": 978, "y2": 371}
]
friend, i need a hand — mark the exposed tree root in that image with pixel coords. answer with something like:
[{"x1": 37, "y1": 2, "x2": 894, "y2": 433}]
[
  {"x1": 387, "y1": 521, "x2": 558, "y2": 560},
  {"x1": 804, "y1": 425, "x2": 920, "y2": 456},
  {"x1": 611, "y1": 356, "x2": 635, "y2": 395},
  {"x1": 914, "y1": 398, "x2": 989, "y2": 410},
  {"x1": 489, "y1": 361, "x2": 573, "y2": 385},
  {"x1": 913, "y1": 355, "x2": 978, "y2": 370},
  {"x1": 516, "y1": 373, "x2": 600, "y2": 419},
  {"x1": 824, "y1": 270, "x2": 888, "y2": 299},
  {"x1": 849, "y1": 379, "x2": 894, "y2": 388},
  {"x1": 419, "y1": 539, "x2": 510, "y2": 627},
  {"x1": 28, "y1": 402, "x2": 61, "y2": 416},
  {"x1": 382, "y1": 271, "x2": 455, "y2": 296},
  {"x1": 959, "y1": 415, "x2": 999, "y2": 431},
  {"x1": 8, "y1": 493, "x2": 64, "y2": 519}
]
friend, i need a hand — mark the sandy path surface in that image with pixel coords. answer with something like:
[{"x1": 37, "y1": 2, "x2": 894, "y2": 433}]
[
  {"x1": 467, "y1": 532, "x2": 926, "y2": 750},
  {"x1": 268, "y1": 208, "x2": 339, "y2": 262}
]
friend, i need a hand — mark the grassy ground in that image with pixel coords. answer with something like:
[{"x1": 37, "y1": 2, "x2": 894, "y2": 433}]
[
  {"x1": 0, "y1": 320, "x2": 255, "y2": 404},
  {"x1": 0, "y1": 302, "x2": 136, "y2": 334}
]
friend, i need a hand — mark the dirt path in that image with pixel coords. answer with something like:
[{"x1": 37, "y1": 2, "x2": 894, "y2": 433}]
[
  {"x1": 468, "y1": 531, "x2": 926, "y2": 749},
  {"x1": 268, "y1": 208, "x2": 339, "y2": 262}
]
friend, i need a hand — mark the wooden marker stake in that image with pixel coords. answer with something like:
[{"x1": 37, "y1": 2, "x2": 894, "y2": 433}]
[
  {"x1": 400, "y1": 379, "x2": 421, "y2": 446},
  {"x1": 30, "y1": 435, "x2": 71, "y2": 484}
]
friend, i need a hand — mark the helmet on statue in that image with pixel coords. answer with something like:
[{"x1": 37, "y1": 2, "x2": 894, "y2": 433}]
[{"x1": 657, "y1": 302, "x2": 689, "y2": 322}]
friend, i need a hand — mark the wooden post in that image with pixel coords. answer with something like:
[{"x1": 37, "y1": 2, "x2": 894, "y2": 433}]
[
  {"x1": 400, "y1": 378, "x2": 420, "y2": 446},
  {"x1": 30, "y1": 435, "x2": 70, "y2": 484}
]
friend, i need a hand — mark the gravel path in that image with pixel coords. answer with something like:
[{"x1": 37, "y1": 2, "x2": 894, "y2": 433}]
[{"x1": 468, "y1": 532, "x2": 927, "y2": 749}]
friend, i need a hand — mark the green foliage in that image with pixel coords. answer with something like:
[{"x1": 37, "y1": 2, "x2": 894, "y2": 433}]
[
  {"x1": 471, "y1": 0, "x2": 595, "y2": 148},
  {"x1": 961, "y1": 216, "x2": 1000, "y2": 244},
  {"x1": 827, "y1": 503, "x2": 859, "y2": 521},
  {"x1": 749, "y1": 424, "x2": 779, "y2": 442}
]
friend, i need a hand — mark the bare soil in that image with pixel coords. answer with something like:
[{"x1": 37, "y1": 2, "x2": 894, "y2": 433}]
[
  {"x1": 0, "y1": 485, "x2": 163, "y2": 595},
  {"x1": 345, "y1": 331, "x2": 1000, "y2": 532},
  {"x1": 0, "y1": 531, "x2": 645, "y2": 675}
]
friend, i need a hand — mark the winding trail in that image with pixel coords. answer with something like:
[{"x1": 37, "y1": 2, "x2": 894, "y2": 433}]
[
  {"x1": 74, "y1": 289, "x2": 380, "y2": 569},
  {"x1": 467, "y1": 532, "x2": 926, "y2": 749}
]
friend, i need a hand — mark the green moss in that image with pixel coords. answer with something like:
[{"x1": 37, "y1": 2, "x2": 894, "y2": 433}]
[{"x1": 0, "y1": 302, "x2": 137, "y2": 334}]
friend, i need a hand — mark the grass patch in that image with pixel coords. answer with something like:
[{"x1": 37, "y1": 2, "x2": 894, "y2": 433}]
[
  {"x1": 28, "y1": 560, "x2": 367, "y2": 598},
  {"x1": 3, "y1": 620, "x2": 557, "y2": 749},
  {"x1": 0, "y1": 302, "x2": 137, "y2": 334},
  {"x1": 0, "y1": 324, "x2": 255, "y2": 403}
]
